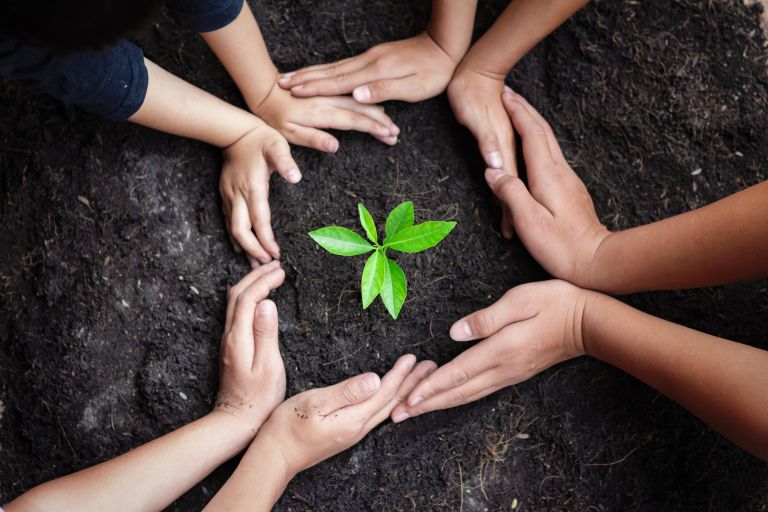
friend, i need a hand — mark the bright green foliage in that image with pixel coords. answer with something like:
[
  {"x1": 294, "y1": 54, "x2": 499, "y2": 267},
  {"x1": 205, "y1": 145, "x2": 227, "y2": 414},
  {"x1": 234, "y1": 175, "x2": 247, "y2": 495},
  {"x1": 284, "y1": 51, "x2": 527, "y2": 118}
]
[{"x1": 309, "y1": 201, "x2": 456, "y2": 319}]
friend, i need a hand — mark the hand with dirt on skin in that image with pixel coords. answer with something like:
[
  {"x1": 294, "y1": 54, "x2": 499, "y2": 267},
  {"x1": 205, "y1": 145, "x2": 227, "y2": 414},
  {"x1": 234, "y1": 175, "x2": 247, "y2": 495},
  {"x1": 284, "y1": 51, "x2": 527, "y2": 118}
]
[
  {"x1": 277, "y1": 32, "x2": 460, "y2": 105},
  {"x1": 390, "y1": 280, "x2": 589, "y2": 423},
  {"x1": 204, "y1": 355, "x2": 438, "y2": 510},
  {"x1": 220, "y1": 125, "x2": 302, "y2": 268},
  {"x1": 447, "y1": 70, "x2": 517, "y2": 238},
  {"x1": 214, "y1": 261, "x2": 287, "y2": 430},
  {"x1": 483, "y1": 88, "x2": 611, "y2": 286},
  {"x1": 252, "y1": 78, "x2": 400, "y2": 153}
]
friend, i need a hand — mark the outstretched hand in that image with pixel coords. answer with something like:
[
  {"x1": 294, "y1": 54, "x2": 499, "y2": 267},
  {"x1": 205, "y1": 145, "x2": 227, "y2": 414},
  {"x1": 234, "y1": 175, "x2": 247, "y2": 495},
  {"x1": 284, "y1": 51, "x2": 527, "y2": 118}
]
[
  {"x1": 278, "y1": 32, "x2": 459, "y2": 105},
  {"x1": 487, "y1": 89, "x2": 611, "y2": 287},
  {"x1": 391, "y1": 280, "x2": 589, "y2": 422}
]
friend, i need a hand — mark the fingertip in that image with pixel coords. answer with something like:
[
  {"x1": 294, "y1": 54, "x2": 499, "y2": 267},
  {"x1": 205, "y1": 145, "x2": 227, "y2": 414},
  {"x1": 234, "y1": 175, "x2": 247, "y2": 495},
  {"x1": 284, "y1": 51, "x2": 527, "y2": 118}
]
[
  {"x1": 247, "y1": 254, "x2": 260, "y2": 268},
  {"x1": 256, "y1": 299, "x2": 277, "y2": 317},
  {"x1": 362, "y1": 372, "x2": 381, "y2": 395},
  {"x1": 392, "y1": 409, "x2": 410, "y2": 423},
  {"x1": 353, "y1": 85, "x2": 372, "y2": 103},
  {"x1": 286, "y1": 169, "x2": 302, "y2": 184},
  {"x1": 326, "y1": 138, "x2": 339, "y2": 153},
  {"x1": 487, "y1": 151, "x2": 503, "y2": 169},
  {"x1": 449, "y1": 320, "x2": 473, "y2": 341}
]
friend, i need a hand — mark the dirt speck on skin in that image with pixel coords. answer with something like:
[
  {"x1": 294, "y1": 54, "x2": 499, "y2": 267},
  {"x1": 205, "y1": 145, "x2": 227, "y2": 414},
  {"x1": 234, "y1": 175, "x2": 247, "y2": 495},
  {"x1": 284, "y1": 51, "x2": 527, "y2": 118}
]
[{"x1": 1, "y1": 1, "x2": 768, "y2": 511}]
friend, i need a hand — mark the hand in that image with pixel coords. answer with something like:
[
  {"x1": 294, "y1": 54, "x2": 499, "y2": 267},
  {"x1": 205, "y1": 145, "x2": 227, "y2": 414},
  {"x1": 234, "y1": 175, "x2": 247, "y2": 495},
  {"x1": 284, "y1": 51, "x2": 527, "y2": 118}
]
[
  {"x1": 278, "y1": 32, "x2": 459, "y2": 104},
  {"x1": 254, "y1": 354, "x2": 436, "y2": 476},
  {"x1": 220, "y1": 125, "x2": 301, "y2": 267},
  {"x1": 390, "y1": 280, "x2": 589, "y2": 422},
  {"x1": 486, "y1": 89, "x2": 612, "y2": 287},
  {"x1": 252, "y1": 79, "x2": 399, "y2": 152},
  {"x1": 214, "y1": 262, "x2": 287, "y2": 431},
  {"x1": 447, "y1": 66, "x2": 515, "y2": 237}
]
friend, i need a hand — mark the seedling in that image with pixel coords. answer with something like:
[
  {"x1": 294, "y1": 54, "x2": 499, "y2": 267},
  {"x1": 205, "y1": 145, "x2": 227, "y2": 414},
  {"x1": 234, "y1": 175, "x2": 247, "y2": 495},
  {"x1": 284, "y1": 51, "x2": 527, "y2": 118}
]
[{"x1": 309, "y1": 202, "x2": 456, "y2": 319}]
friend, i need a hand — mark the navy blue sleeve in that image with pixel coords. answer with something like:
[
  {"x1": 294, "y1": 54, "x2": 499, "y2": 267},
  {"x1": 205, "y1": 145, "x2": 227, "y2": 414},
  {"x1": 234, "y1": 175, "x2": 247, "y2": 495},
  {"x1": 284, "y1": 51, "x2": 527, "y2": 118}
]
[
  {"x1": 167, "y1": 0, "x2": 245, "y2": 33},
  {"x1": 0, "y1": 38, "x2": 148, "y2": 120}
]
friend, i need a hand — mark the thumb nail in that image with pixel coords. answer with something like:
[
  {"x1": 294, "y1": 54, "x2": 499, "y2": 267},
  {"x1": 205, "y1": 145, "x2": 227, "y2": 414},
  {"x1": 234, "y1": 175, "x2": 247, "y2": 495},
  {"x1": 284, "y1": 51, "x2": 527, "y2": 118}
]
[
  {"x1": 362, "y1": 373, "x2": 381, "y2": 394},
  {"x1": 353, "y1": 86, "x2": 372, "y2": 102},
  {"x1": 488, "y1": 151, "x2": 503, "y2": 169},
  {"x1": 450, "y1": 320, "x2": 472, "y2": 341},
  {"x1": 256, "y1": 300, "x2": 277, "y2": 317}
]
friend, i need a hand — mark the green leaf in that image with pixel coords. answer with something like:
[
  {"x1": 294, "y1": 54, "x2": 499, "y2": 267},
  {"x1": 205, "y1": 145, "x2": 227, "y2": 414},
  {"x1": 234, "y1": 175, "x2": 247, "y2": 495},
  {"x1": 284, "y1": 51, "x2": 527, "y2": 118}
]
[
  {"x1": 308, "y1": 227, "x2": 374, "y2": 256},
  {"x1": 358, "y1": 203, "x2": 378, "y2": 244},
  {"x1": 360, "y1": 250, "x2": 385, "y2": 308},
  {"x1": 384, "y1": 201, "x2": 414, "y2": 243},
  {"x1": 380, "y1": 257, "x2": 407, "y2": 319},
  {"x1": 384, "y1": 221, "x2": 456, "y2": 253}
]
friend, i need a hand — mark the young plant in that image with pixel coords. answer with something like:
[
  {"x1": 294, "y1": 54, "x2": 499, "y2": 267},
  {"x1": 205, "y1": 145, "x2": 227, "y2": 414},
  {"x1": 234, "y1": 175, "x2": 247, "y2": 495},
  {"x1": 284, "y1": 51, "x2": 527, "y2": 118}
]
[{"x1": 309, "y1": 202, "x2": 456, "y2": 319}]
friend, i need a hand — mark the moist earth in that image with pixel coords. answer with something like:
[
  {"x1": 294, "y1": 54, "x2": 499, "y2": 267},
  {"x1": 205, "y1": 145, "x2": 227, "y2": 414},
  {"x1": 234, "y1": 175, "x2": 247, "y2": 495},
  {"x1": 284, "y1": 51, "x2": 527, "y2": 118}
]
[{"x1": 1, "y1": 1, "x2": 767, "y2": 510}]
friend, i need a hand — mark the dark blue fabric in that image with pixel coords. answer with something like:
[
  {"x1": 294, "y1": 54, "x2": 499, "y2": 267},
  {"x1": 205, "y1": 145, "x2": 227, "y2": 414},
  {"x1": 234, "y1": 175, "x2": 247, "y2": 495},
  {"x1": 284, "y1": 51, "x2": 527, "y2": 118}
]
[{"x1": 0, "y1": 0, "x2": 245, "y2": 120}]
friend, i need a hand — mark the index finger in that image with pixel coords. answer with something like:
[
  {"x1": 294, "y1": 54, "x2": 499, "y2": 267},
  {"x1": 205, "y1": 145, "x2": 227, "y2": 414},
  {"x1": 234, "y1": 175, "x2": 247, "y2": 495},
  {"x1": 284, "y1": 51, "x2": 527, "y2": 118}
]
[
  {"x1": 224, "y1": 261, "x2": 282, "y2": 331},
  {"x1": 345, "y1": 354, "x2": 417, "y2": 420}
]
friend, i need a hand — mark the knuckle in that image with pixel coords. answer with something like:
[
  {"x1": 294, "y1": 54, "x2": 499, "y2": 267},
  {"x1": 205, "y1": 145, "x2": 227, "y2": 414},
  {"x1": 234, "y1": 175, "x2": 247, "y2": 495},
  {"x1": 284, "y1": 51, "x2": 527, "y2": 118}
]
[
  {"x1": 472, "y1": 310, "x2": 495, "y2": 336},
  {"x1": 449, "y1": 366, "x2": 470, "y2": 387},
  {"x1": 340, "y1": 382, "x2": 361, "y2": 404}
]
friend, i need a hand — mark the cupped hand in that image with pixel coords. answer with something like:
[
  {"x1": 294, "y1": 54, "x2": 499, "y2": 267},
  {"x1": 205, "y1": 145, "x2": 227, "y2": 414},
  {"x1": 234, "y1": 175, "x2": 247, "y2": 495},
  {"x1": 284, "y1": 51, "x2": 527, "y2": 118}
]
[
  {"x1": 447, "y1": 66, "x2": 516, "y2": 237},
  {"x1": 214, "y1": 262, "x2": 287, "y2": 431},
  {"x1": 255, "y1": 354, "x2": 437, "y2": 476},
  {"x1": 278, "y1": 32, "x2": 458, "y2": 104},
  {"x1": 252, "y1": 80, "x2": 399, "y2": 152},
  {"x1": 391, "y1": 280, "x2": 590, "y2": 422},
  {"x1": 220, "y1": 125, "x2": 300, "y2": 267},
  {"x1": 486, "y1": 89, "x2": 612, "y2": 287}
]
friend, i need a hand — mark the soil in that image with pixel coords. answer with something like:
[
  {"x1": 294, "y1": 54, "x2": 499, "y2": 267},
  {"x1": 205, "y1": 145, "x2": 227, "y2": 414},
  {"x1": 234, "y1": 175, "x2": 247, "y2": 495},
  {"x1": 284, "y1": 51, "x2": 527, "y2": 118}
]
[{"x1": 1, "y1": 0, "x2": 768, "y2": 510}]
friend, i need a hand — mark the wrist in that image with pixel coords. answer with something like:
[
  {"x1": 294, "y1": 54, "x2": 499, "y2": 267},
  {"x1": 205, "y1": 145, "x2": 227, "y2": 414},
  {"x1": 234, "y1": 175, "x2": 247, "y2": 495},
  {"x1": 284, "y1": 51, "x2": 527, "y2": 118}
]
[
  {"x1": 580, "y1": 291, "x2": 621, "y2": 358},
  {"x1": 243, "y1": 434, "x2": 297, "y2": 490},
  {"x1": 424, "y1": 28, "x2": 467, "y2": 67},
  {"x1": 244, "y1": 70, "x2": 280, "y2": 116},
  {"x1": 452, "y1": 58, "x2": 507, "y2": 84},
  {"x1": 206, "y1": 409, "x2": 261, "y2": 447}
]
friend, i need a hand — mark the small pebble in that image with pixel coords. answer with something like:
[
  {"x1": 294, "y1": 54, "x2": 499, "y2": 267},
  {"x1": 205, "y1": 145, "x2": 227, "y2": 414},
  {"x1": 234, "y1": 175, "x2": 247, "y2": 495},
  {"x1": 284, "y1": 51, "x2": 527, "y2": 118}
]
[
  {"x1": 179, "y1": 392, "x2": 188, "y2": 400},
  {"x1": 691, "y1": 168, "x2": 702, "y2": 176}
]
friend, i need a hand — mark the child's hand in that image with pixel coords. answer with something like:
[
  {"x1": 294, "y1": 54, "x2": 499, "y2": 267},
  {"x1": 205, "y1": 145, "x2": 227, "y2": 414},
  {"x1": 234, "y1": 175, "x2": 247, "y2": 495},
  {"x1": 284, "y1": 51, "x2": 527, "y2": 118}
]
[
  {"x1": 214, "y1": 262, "x2": 287, "y2": 432},
  {"x1": 220, "y1": 125, "x2": 301, "y2": 267},
  {"x1": 447, "y1": 66, "x2": 516, "y2": 237},
  {"x1": 252, "y1": 81, "x2": 399, "y2": 153},
  {"x1": 277, "y1": 32, "x2": 459, "y2": 104},
  {"x1": 390, "y1": 280, "x2": 590, "y2": 422},
  {"x1": 486, "y1": 89, "x2": 611, "y2": 287},
  {"x1": 253, "y1": 354, "x2": 436, "y2": 476}
]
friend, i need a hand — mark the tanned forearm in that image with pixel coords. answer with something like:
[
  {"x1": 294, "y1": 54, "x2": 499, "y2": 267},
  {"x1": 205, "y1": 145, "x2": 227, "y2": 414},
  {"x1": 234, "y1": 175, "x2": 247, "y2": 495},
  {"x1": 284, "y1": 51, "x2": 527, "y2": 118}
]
[{"x1": 427, "y1": 0, "x2": 478, "y2": 62}]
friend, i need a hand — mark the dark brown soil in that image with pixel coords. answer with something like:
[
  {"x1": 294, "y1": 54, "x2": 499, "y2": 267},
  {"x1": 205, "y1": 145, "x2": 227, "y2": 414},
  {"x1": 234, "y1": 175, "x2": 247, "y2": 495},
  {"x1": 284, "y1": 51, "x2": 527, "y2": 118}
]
[{"x1": 2, "y1": 1, "x2": 767, "y2": 510}]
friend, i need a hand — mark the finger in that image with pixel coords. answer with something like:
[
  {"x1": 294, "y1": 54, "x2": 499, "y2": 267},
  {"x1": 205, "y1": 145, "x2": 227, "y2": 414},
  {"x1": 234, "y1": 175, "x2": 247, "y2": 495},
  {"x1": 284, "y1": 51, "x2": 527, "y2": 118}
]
[
  {"x1": 404, "y1": 347, "x2": 494, "y2": 408},
  {"x1": 247, "y1": 184, "x2": 280, "y2": 260},
  {"x1": 449, "y1": 283, "x2": 541, "y2": 342},
  {"x1": 466, "y1": 114, "x2": 503, "y2": 170},
  {"x1": 230, "y1": 198, "x2": 272, "y2": 265},
  {"x1": 279, "y1": 55, "x2": 368, "y2": 90},
  {"x1": 327, "y1": 97, "x2": 399, "y2": 137},
  {"x1": 251, "y1": 299, "x2": 281, "y2": 371},
  {"x1": 224, "y1": 261, "x2": 282, "y2": 331},
  {"x1": 285, "y1": 124, "x2": 339, "y2": 153},
  {"x1": 352, "y1": 76, "x2": 423, "y2": 104},
  {"x1": 503, "y1": 87, "x2": 565, "y2": 163},
  {"x1": 290, "y1": 66, "x2": 389, "y2": 98},
  {"x1": 348, "y1": 354, "x2": 417, "y2": 419},
  {"x1": 484, "y1": 169, "x2": 551, "y2": 242},
  {"x1": 264, "y1": 136, "x2": 302, "y2": 184},
  {"x1": 230, "y1": 267, "x2": 286, "y2": 342},
  {"x1": 317, "y1": 372, "x2": 383, "y2": 415},
  {"x1": 393, "y1": 371, "x2": 505, "y2": 421},
  {"x1": 321, "y1": 106, "x2": 396, "y2": 145},
  {"x1": 385, "y1": 360, "x2": 437, "y2": 424},
  {"x1": 500, "y1": 90, "x2": 557, "y2": 170}
]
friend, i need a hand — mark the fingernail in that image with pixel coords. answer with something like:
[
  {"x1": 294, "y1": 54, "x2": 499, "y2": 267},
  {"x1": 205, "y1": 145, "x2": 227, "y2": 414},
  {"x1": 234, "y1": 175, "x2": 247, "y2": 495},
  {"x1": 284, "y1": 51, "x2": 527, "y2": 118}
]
[
  {"x1": 247, "y1": 255, "x2": 260, "y2": 269},
  {"x1": 287, "y1": 169, "x2": 302, "y2": 183},
  {"x1": 450, "y1": 320, "x2": 472, "y2": 341},
  {"x1": 363, "y1": 374, "x2": 381, "y2": 394},
  {"x1": 384, "y1": 136, "x2": 398, "y2": 146},
  {"x1": 279, "y1": 72, "x2": 295, "y2": 82},
  {"x1": 503, "y1": 85, "x2": 514, "y2": 96},
  {"x1": 393, "y1": 412, "x2": 410, "y2": 423},
  {"x1": 488, "y1": 151, "x2": 503, "y2": 169},
  {"x1": 390, "y1": 125, "x2": 400, "y2": 136},
  {"x1": 409, "y1": 395, "x2": 423, "y2": 407},
  {"x1": 291, "y1": 84, "x2": 304, "y2": 92},
  {"x1": 486, "y1": 167, "x2": 504, "y2": 185},
  {"x1": 353, "y1": 86, "x2": 372, "y2": 102},
  {"x1": 326, "y1": 139, "x2": 339, "y2": 152},
  {"x1": 256, "y1": 300, "x2": 276, "y2": 317}
]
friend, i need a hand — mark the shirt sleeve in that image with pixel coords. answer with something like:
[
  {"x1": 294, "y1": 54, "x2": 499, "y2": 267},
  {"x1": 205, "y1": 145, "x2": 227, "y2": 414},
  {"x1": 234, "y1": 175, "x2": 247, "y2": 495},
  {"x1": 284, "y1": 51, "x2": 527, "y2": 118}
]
[
  {"x1": 167, "y1": 0, "x2": 245, "y2": 33},
  {"x1": 0, "y1": 38, "x2": 148, "y2": 120}
]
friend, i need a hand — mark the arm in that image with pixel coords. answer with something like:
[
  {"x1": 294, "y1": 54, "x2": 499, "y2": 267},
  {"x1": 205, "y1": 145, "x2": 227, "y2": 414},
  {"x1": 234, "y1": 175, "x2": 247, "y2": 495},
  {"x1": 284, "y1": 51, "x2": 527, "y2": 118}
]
[
  {"x1": 484, "y1": 89, "x2": 768, "y2": 294},
  {"x1": 204, "y1": 356, "x2": 437, "y2": 511},
  {"x1": 6, "y1": 264, "x2": 288, "y2": 511},
  {"x1": 200, "y1": 3, "x2": 398, "y2": 152},
  {"x1": 277, "y1": 0, "x2": 478, "y2": 104}
]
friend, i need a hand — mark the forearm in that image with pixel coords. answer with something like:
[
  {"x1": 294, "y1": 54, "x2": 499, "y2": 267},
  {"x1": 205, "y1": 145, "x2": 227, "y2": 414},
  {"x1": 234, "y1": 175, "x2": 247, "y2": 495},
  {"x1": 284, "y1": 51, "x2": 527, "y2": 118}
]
[
  {"x1": 584, "y1": 293, "x2": 768, "y2": 459},
  {"x1": 590, "y1": 180, "x2": 768, "y2": 294},
  {"x1": 201, "y1": 2, "x2": 278, "y2": 112},
  {"x1": 6, "y1": 412, "x2": 255, "y2": 512},
  {"x1": 459, "y1": 0, "x2": 588, "y2": 77},
  {"x1": 426, "y1": 0, "x2": 478, "y2": 62},
  {"x1": 203, "y1": 437, "x2": 293, "y2": 511},
  {"x1": 128, "y1": 59, "x2": 264, "y2": 148}
]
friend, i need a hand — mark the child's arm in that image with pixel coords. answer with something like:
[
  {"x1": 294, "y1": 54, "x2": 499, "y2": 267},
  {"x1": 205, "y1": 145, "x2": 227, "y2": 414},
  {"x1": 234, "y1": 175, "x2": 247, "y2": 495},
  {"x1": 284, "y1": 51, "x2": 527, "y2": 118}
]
[
  {"x1": 390, "y1": 280, "x2": 768, "y2": 460},
  {"x1": 204, "y1": 355, "x2": 437, "y2": 511},
  {"x1": 276, "y1": 0, "x2": 478, "y2": 104},
  {"x1": 487, "y1": 89, "x2": 768, "y2": 294},
  {"x1": 200, "y1": 2, "x2": 399, "y2": 152},
  {"x1": 5, "y1": 264, "x2": 288, "y2": 512},
  {"x1": 447, "y1": 0, "x2": 588, "y2": 174}
]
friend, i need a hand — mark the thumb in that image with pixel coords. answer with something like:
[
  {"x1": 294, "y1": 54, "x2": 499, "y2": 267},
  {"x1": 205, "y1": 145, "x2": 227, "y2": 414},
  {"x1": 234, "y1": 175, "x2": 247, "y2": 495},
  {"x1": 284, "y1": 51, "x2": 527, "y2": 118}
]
[
  {"x1": 485, "y1": 168, "x2": 546, "y2": 233},
  {"x1": 252, "y1": 299, "x2": 279, "y2": 353},
  {"x1": 320, "y1": 372, "x2": 381, "y2": 414},
  {"x1": 265, "y1": 137, "x2": 302, "y2": 184}
]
